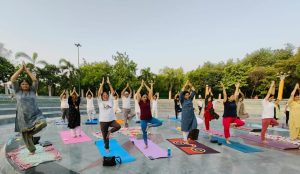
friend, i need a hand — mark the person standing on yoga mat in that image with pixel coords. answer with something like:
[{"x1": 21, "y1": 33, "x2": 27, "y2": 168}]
[
  {"x1": 136, "y1": 80, "x2": 162, "y2": 149},
  {"x1": 60, "y1": 90, "x2": 69, "y2": 122},
  {"x1": 261, "y1": 81, "x2": 279, "y2": 143},
  {"x1": 98, "y1": 77, "x2": 121, "y2": 153},
  {"x1": 284, "y1": 102, "x2": 290, "y2": 127},
  {"x1": 220, "y1": 82, "x2": 245, "y2": 144},
  {"x1": 121, "y1": 83, "x2": 135, "y2": 127},
  {"x1": 68, "y1": 87, "x2": 82, "y2": 138},
  {"x1": 113, "y1": 92, "x2": 121, "y2": 114},
  {"x1": 197, "y1": 95, "x2": 203, "y2": 115},
  {"x1": 180, "y1": 80, "x2": 197, "y2": 143},
  {"x1": 237, "y1": 89, "x2": 249, "y2": 120},
  {"x1": 174, "y1": 93, "x2": 182, "y2": 119},
  {"x1": 11, "y1": 61, "x2": 47, "y2": 154},
  {"x1": 288, "y1": 83, "x2": 300, "y2": 140},
  {"x1": 204, "y1": 87, "x2": 214, "y2": 135},
  {"x1": 86, "y1": 89, "x2": 96, "y2": 121},
  {"x1": 152, "y1": 93, "x2": 159, "y2": 118},
  {"x1": 134, "y1": 93, "x2": 141, "y2": 123}
]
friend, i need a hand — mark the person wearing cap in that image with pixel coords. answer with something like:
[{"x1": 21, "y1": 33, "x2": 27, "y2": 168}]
[
  {"x1": 121, "y1": 83, "x2": 135, "y2": 127},
  {"x1": 261, "y1": 81, "x2": 279, "y2": 143}
]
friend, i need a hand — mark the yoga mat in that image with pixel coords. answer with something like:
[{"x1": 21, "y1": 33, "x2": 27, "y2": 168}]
[
  {"x1": 210, "y1": 136, "x2": 263, "y2": 153},
  {"x1": 59, "y1": 130, "x2": 92, "y2": 144},
  {"x1": 167, "y1": 138, "x2": 219, "y2": 155},
  {"x1": 119, "y1": 127, "x2": 141, "y2": 137},
  {"x1": 130, "y1": 138, "x2": 168, "y2": 160},
  {"x1": 95, "y1": 139, "x2": 136, "y2": 163},
  {"x1": 251, "y1": 124, "x2": 289, "y2": 132},
  {"x1": 116, "y1": 118, "x2": 125, "y2": 124},
  {"x1": 85, "y1": 119, "x2": 98, "y2": 125},
  {"x1": 239, "y1": 134, "x2": 299, "y2": 150},
  {"x1": 55, "y1": 120, "x2": 68, "y2": 125},
  {"x1": 7, "y1": 145, "x2": 62, "y2": 170},
  {"x1": 233, "y1": 126, "x2": 254, "y2": 132},
  {"x1": 92, "y1": 131, "x2": 114, "y2": 139},
  {"x1": 168, "y1": 117, "x2": 181, "y2": 122},
  {"x1": 249, "y1": 132, "x2": 300, "y2": 146},
  {"x1": 202, "y1": 128, "x2": 232, "y2": 137}
]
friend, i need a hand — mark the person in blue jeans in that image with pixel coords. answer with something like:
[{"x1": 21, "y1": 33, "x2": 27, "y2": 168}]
[{"x1": 136, "y1": 80, "x2": 163, "y2": 149}]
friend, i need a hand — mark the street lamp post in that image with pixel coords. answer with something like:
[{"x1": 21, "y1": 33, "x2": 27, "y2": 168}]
[{"x1": 74, "y1": 43, "x2": 82, "y2": 96}]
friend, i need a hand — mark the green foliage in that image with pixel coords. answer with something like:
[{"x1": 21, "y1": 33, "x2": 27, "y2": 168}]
[
  {"x1": 0, "y1": 57, "x2": 15, "y2": 81},
  {"x1": 111, "y1": 52, "x2": 137, "y2": 90}
]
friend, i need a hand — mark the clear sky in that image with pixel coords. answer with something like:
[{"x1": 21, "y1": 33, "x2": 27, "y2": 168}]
[{"x1": 1, "y1": 0, "x2": 300, "y2": 74}]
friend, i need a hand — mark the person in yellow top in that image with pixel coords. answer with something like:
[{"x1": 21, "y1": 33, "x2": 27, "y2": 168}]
[{"x1": 288, "y1": 83, "x2": 300, "y2": 140}]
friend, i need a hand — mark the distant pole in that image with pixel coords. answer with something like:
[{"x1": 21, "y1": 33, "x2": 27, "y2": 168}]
[{"x1": 74, "y1": 43, "x2": 82, "y2": 96}]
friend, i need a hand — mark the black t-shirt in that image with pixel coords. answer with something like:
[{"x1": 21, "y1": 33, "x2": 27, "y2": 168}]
[{"x1": 223, "y1": 101, "x2": 237, "y2": 117}]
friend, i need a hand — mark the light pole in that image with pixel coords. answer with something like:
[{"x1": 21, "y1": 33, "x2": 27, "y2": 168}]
[{"x1": 74, "y1": 43, "x2": 82, "y2": 96}]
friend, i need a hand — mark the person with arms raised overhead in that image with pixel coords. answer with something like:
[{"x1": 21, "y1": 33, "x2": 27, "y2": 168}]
[{"x1": 11, "y1": 61, "x2": 47, "y2": 154}]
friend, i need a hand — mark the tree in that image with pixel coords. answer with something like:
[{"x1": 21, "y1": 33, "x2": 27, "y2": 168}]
[
  {"x1": 37, "y1": 64, "x2": 60, "y2": 96},
  {"x1": 59, "y1": 58, "x2": 78, "y2": 91},
  {"x1": 159, "y1": 67, "x2": 185, "y2": 99},
  {"x1": 222, "y1": 64, "x2": 251, "y2": 92},
  {"x1": 248, "y1": 67, "x2": 266, "y2": 98},
  {"x1": 111, "y1": 52, "x2": 137, "y2": 90},
  {"x1": 80, "y1": 61, "x2": 112, "y2": 94},
  {"x1": 15, "y1": 52, "x2": 47, "y2": 71},
  {"x1": 138, "y1": 67, "x2": 156, "y2": 82}
]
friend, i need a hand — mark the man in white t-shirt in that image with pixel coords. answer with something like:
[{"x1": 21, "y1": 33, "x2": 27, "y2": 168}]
[
  {"x1": 197, "y1": 95, "x2": 203, "y2": 115},
  {"x1": 121, "y1": 83, "x2": 135, "y2": 127},
  {"x1": 60, "y1": 90, "x2": 69, "y2": 122},
  {"x1": 261, "y1": 81, "x2": 279, "y2": 143}
]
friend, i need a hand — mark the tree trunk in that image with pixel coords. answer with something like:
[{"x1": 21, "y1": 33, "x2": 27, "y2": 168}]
[
  {"x1": 48, "y1": 85, "x2": 52, "y2": 96},
  {"x1": 168, "y1": 84, "x2": 173, "y2": 100},
  {"x1": 251, "y1": 84, "x2": 256, "y2": 99}
]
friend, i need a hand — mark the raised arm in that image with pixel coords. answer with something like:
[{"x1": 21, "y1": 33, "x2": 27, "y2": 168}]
[
  {"x1": 98, "y1": 78, "x2": 105, "y2": 97},
  {"x1": 85, "y1": 89, "x2": 90, "y2": 98},
  {"x1": 239, "y1": 89, "x2": 245, "y2": 100},
  {"x1": 188, "y1": 81, "x2": 196, "y2": 99},
  {"x1": 107, "y1": 77, "x2": 115, "y2": 95},
  {"x1": 145, "y1": 82, "x2": 153, "y2": 100},
  {"x1": 181, "y1": 80, "x2": 189, "y2": 91},
  {"x1": 135, "y1": 80, "x2": 144, "y2": 102},
  {"x1": 234, "y1": 82, "x2": 240, "y2": 103},
  {"x1": 288, "y1": 83, "x2": 299, "y2": 104},
  {"x1": 10, "y1": 65, "x2": 24, "y2": 82},
  {"x1": 121, "y1": 83, "x2": 129, "y2": 96},
  {"x1": 264, "y1": 81, "x2": 275, "y2": 101},
  {"x1": 128, "y1": 85, "x2": 132, "y2": 97},
  {"x1": 60, "y1": 90, "x2": 66, "y2": 100},
  {"x1": 220, "y1": 82, "x2": 227, "y2": 103},
  {"x1": 24, "y1": 64, "x2": 37, "y2": 81}
]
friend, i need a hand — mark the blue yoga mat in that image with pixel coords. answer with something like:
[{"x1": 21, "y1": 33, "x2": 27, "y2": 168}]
[
  {"x1": 95, "y1": 139, "x2": 136, "y2": 163},
  {"x1": 168, "y1": 117, "x2": 181, "y2": 122},
  {"x1": 85, "y1": 119, "x2": 98, "y2": 125},
  {"x1": 211, "y1": 136, "x2": 263, "y2": 153}
]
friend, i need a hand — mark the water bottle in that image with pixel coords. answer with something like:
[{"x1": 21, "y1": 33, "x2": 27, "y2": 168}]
[{"x1": 167, "y1": 147, "x2": 171, "y2": 158}]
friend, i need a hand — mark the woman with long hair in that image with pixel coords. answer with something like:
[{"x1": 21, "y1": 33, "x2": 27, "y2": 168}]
[
  {"x1": 68, "y1": 87, "x2": 81, "y2": 137},
  {"x1": 11, "y1": 62, "x2": 47, "y2": 154}
]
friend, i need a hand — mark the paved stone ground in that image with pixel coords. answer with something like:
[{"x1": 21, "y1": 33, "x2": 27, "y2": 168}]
[{"x1": 1, "y1": 112, "x2": 300, "y2": 174}]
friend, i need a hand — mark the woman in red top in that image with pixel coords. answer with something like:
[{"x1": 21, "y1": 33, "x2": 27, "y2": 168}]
[
  {"x1": 204, "y1": 88, "x2": 214, "y2": 132},
  {"x1": 136, "y1": 80, "x2": 162, "y2": 149}
]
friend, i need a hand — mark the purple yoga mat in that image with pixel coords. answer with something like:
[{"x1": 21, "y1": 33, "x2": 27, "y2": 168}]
[
  {"x1": 130, "y1": 138, "x2": 168, "y2": 160},
  {"x1": 239, "y1": 134, "x2": 299, "y2": 150}
]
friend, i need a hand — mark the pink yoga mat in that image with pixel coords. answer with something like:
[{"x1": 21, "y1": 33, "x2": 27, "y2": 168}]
[
  {"x1": 202, "y1": 128, "x2": 236, "y2": 137},
  {"x1": 130, "y1": 137, "x2": 168, "y2": 160},
  {"x1": 239, "y1": 134, "x2": 299, "y2": 150},
  {"x1": 60, "y1": 130, "x2": 92, "y2": 144}
]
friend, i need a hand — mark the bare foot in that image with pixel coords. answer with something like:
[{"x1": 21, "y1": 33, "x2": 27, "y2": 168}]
[
  {"x1": 230, "y1": 123, "x2": 237, "y2": 128},
  {"x1": 226, "y1": 139, "x2": 231, "y2": 144},
  {"x1": 144, "y1": 144, "x2": 148, "y2": 149},
  {"x1": 262, "y1": 140, "x2": 268, "y2": 144},
  {"x1": 29, "y1": 151, "x2": 35, "y2": 155},
  {"x1": 105, "y1": 149, "x2": 110, "y2": 153}
]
